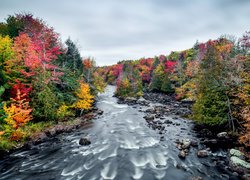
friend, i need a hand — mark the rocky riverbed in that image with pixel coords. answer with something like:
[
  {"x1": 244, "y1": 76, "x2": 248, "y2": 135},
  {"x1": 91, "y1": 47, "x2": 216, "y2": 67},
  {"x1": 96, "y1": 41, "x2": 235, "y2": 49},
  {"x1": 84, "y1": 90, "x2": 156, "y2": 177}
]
[
  {"x1": 0, "y1": 86, "x2": 249, "y2": 180},
  {"x1": 118, "y1": 92, "x2": 250, "y2": 179}
]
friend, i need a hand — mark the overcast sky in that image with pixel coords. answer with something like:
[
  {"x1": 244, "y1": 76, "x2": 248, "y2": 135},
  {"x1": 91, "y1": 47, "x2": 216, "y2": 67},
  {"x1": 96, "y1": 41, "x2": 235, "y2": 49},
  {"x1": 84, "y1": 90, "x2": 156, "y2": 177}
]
[{"x1": 0, "y1": 0, "x2": 249, "y2": 66}]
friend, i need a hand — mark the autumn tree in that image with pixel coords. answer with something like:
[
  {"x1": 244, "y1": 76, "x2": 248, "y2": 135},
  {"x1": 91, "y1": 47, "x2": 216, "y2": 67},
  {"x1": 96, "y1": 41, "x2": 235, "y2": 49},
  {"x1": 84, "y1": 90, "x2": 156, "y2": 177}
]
[{"x1": 73, "y1": 82, "x2": 94, "y2": 115}]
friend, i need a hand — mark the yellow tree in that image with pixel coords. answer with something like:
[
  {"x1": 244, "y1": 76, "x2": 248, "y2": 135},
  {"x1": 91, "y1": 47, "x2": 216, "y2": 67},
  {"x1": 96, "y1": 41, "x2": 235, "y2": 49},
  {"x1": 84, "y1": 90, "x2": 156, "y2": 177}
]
[{"x1": 73, "y1": 82, "x2": 94, "y2": 115}]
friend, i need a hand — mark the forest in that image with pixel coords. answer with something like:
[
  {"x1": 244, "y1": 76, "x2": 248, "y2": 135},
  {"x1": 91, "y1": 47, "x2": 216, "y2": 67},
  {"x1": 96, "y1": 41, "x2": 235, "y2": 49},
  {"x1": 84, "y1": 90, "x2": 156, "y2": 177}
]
[
  {"x1": 97, "y1": 34, "x2": 250, "y2": 149},
  {"x1": 0, "y1": 13, "x2": 106, "y2": 150},
  {"x1": 0, "y1": 12, "x2": 249, "y2": 180},
  {"x1": 0, "y1": 13, "x2": 249, "y2": 151}
]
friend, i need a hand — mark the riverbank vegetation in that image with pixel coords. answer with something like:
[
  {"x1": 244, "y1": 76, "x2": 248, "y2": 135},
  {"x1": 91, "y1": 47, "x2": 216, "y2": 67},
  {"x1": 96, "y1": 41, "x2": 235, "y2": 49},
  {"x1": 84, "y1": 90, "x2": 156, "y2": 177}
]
[
  {"x1": 0, "y1": 13, "x2": 106, "y2": 150},
  {"x1": 97, "y1": 33, "x2": 250, "y2": 148}
]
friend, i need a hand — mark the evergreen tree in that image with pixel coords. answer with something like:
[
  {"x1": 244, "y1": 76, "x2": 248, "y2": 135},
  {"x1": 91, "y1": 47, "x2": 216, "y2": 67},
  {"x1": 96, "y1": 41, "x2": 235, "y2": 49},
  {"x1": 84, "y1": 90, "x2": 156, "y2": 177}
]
[{"x1": 192, "y1": 41, "x2": 228, "y2": 125}]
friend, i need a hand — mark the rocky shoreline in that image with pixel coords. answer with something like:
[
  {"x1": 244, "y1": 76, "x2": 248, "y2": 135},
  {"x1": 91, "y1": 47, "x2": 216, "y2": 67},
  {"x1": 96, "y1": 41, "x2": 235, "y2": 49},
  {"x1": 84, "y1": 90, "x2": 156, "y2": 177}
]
[
  {"x1": 117, "y1": 92, "x2": 250, "y2": 179},
  {"x1": 0, "y1": 107, "x2": 104, "y2": 159}
]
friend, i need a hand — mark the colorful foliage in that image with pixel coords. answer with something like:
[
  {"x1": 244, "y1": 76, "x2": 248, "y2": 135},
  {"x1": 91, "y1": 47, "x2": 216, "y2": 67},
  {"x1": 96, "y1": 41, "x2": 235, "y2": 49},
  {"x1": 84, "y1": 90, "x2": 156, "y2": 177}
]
[
  {"x1": 73, "y1": 82, "x2": 94, "y2": 111},
  {"x1": 3, "y1": 89, "x2": 32, "y2": 130}
]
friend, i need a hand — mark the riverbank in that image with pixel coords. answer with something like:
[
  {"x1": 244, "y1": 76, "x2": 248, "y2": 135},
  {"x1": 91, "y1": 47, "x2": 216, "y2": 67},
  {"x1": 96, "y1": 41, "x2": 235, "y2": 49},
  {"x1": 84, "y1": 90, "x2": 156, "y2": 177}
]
[
  {"x1": 0, "y1": 107, "x2": 103, "y2": 159},
  {"x1": 117, "y1": 92, "x2": 250, "y2": 179}
]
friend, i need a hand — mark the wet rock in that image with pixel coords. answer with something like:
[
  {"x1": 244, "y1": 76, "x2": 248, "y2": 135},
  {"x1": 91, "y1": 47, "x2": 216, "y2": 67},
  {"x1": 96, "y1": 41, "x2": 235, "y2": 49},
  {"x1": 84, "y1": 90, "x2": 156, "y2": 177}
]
[
  {"x1": 229, "y1": 149, "x2": 244, "y2": 158},
  {"x1": 199, "y1": 129, "x2": 213, "y2": 137},
  {"x1": 191, "y1": 140, "x2": 198, "y2": 147},
  {"x1": 164, "y1": 119, "x2": 172, "y2": 124},
  {"x1": 181, "y1": 139, "x2": 191, "y2": 149},
  {"x1": 79, "y1": 137, "x2": 91, "y2": 146},
  {"x1": 47, "y1": 128, "x2": 57, "y2": 136},
  {"x1": 242, "y1": 174, "x2": 250, "y2": 180},
  {"x1": 143, "y1": 114, "x2": 155, "y2": 121},
  {"x1": 97, "y1": 110, "x2": 104, "y2": 115},
  {"x1": 178, "y1": 150, "x2": 187, "y2": 159},
  {"x1": 197, "y1": 150, "x2": 209, "y2": 158},
  {"x1": 230, "y1": 156, "x2": 250, "y2": 169},
  {"x1": 202, "y1": 139, "x2": 217, "y2": 146},
  {"x1": 54, "y1": 125, "x2": 64, "y2": 134},
  {"x1": 32, "y1": 132, "x2": 48, "y2": 144},
  {"x1": 181, "y1": 98, "x2": 194, "y2": 104},
  {"x1": 137, "y1": 98, "x2": 149, "y2": 106},
  {"x1": 217, "y1": 132, "x2": 228, "y2": 139}
]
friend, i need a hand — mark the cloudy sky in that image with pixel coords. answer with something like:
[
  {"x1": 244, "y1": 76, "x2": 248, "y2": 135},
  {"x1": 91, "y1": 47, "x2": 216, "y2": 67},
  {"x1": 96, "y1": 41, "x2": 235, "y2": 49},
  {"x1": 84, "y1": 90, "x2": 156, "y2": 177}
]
[{"x1": 0, "y1": 0, "x2": 249, "y2": 66}]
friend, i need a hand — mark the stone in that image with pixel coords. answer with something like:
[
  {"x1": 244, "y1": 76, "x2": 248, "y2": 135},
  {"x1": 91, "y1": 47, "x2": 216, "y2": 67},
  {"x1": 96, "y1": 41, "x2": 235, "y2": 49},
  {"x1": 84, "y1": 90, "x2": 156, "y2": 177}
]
[
  {"x1": 181, "y1": 139, "x2": 191, "y2": 149},
  {"x1": 178, "y1": 150, "x2": 186, "y2": 159},
  {"x1": 197, "y1": 150, "x2": 209, "y2": 158},
  {"x1": 191, "y1": 176, "x2": 203, "y2": 180},
  {"x1": 79, "y1": 137, "x2": 91, "y2": 146},
  {"x1": 217, "y1": 132, "x2": 228, "y2": 139},
  {"x1": 242, "y1": 174, "x2": 250, "y2": 180},
  {"x1": 229, "y1": 149, "x2": 244, "y2": 158},
  {"x1": 143, "y1": 115, "x2": 155, "y2": 121},
  {"x1": 230, "y1": 156, "x2": 250, "y2": 169},
  {"x1": 97, "y1": 110, "x2": 104, "y2": 115},
  {"x1": 125, "y1": 97, "x2": 137, "y2": 103},
  {"x1": 191, "y1": 140, "x2": 198, "y2": 147},
  {"x1": 164, "y1": 119, "x2": 172, "y2": 124}
]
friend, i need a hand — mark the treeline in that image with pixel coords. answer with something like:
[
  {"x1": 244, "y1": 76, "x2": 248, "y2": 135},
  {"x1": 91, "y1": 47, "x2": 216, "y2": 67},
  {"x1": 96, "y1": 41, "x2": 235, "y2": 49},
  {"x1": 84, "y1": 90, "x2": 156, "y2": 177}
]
[
  {"x1": 0, "y1": 13, "x2": 106, "y2": 149},
  {"x1": 98, "y1": 33, "x2": 250, "y2": 147}
]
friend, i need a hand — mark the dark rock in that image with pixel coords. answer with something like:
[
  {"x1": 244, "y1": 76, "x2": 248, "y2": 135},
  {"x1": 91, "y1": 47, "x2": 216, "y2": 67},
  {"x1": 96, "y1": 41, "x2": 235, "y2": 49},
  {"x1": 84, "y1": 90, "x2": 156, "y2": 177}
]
[
  {"x1": 242, "y1": 174, "x2": 250, "y2": 180},
  {"x1": 54, "y1": 125, "x2": 64, "y2": 134},
  {"x1": 97, "y1": 110, "x2": 104, "y2": 115},
  {"x1": 32, "y1": 132, "x2": 48, "y2": 144},
  {"x1": 197, "y1": 150, "x2": 209, "y2": 158},
  {"x1": 79, "y1": 137, "x2": 91, "y2": 146},
  {"x1": 191, "y1": 140, "x2": 199, "y2": 147},
  {"x1": 202, "y1": 139, "x2": 218, "y2": 147},
  {"x1": 47, "y1": 128, "x2": 57, "y2": 136},
  {"x1": 164, "y1": 120, "x2": 172, "y2": 124}
]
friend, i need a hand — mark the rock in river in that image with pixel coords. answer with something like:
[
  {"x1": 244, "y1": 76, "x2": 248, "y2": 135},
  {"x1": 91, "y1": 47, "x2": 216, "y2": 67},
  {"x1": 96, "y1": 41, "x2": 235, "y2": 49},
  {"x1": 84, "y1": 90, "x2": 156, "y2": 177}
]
[
  {"x1": 197, "y1": 150, "x2": 209, "y2": 158},
  {"x1": 79, "y1": 137, "x2": 91, "y2": 146},
  {"x1": 143, "y1": 114, "x2": 155, "y2": 121},
  {"x1": 178, "y1": 150, "x2": 187, "y2": 159}
]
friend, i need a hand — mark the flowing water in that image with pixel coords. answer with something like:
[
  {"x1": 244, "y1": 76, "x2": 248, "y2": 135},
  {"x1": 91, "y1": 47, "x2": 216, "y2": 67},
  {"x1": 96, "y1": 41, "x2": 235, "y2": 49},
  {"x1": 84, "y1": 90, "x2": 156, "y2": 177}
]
[{"x1": 0, "y1": 86, "x2": 229, "y2": 180}]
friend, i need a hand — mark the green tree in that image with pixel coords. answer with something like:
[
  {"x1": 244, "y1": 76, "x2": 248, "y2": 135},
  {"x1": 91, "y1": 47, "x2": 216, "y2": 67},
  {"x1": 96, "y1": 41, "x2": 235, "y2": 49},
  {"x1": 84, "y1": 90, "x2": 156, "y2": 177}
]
[{"x1": 192, "y1": 42, "x2": 228, "y2": 125}]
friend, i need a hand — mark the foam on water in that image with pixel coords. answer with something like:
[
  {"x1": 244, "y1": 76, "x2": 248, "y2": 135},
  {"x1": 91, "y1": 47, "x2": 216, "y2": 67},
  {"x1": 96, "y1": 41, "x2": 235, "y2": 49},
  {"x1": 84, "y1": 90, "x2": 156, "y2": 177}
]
[
  {"x1": 100, "y1": 161, "x2": 117, "y2": 179},
  {"x1": 98, "y1": 146, "x2": 118, "y2": 161},
  {"x1": 61, "y1": 166, "x2": 83, "y2": 176},
  {"x1": 132, "y1": 167, "x2": 144, "y2": 179}
]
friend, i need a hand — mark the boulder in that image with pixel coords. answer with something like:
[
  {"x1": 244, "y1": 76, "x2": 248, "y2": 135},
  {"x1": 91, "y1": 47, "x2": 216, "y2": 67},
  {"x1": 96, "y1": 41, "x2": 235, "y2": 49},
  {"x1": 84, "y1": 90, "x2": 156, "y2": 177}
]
[
  {"x1": 229, "y1": 149, "x2": 244, "y2": 158},
  {"x1": 181, "y1": 139, "x2": 191, "y2": 149},
  {"x1": 124, "y1": 97, "x2": 137, "y2": 103},
  {"x1": 217, "y1": 132, "x2": 228, "y2": 139},
  {"x1": 230, "y1": 156, "x2": 250, "y2": 169},
  {"x1": 79, "y1": 137, "x2": 91, "y2": 146},
  {"x1": 97, "y1": 110, "x2": 104, "y2": 115},
  {"x1": 164, "y1": 119, "x2": 172, "y2": 124},
  {"x1": 191, "y1": 140, "x2": 198, "y2": 147},
  {"x1": 143, "y1": 115, "x2": 155, "y2": 121},
  {"x1": 197, "y1": 150, "x2": 209, "y2": 158},
  {"x1": 178, "y1": 150, "x2": 187, "y2": 159}
]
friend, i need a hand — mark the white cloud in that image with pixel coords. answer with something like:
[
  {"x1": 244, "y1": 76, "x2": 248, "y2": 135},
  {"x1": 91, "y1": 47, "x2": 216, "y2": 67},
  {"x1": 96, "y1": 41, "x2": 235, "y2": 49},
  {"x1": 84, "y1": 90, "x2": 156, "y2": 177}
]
[{"x1": 0, "y1": 0, "x2": 249, "y2": 65}]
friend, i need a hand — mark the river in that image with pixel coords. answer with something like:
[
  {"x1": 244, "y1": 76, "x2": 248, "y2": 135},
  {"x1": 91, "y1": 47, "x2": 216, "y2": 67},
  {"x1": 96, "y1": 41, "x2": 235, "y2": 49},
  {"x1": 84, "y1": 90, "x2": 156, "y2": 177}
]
[{"x1": 0, "y1": 86, "x2": 230, "y2": 180}]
